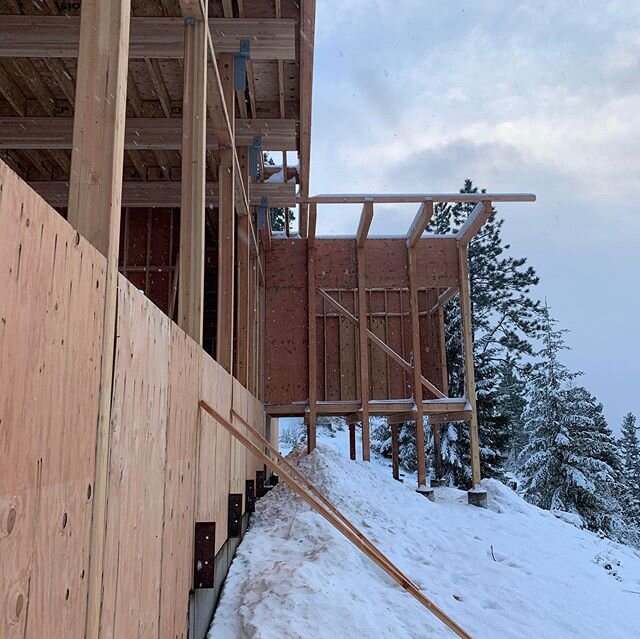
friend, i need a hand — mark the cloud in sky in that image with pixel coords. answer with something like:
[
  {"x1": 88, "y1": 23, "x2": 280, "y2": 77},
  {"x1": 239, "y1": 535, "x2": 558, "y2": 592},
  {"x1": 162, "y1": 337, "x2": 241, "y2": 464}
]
[{"x1": 309, "y1": 0, "x2": 640, "y2": 430}]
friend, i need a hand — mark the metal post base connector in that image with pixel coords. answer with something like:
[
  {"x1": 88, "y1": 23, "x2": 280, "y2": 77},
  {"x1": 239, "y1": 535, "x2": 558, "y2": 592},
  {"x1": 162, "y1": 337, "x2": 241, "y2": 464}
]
[
  {"x1": 416, "y1": 485, "x2": 435, "y2": 501},
  {"x1": 468, "y1": 487, "x2": 488, "y2": 508}
]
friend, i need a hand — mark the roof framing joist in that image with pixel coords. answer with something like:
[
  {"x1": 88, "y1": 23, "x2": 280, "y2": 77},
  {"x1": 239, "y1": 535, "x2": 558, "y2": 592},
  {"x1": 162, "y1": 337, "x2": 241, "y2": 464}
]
[
  {"x1": 30, "y1": 180, "x2": 296, "y2": 209},
  {"x1": 0, "y1": 16, "x2": 296, "y2": 60},
  {"x1": 0, "y1": 118, "x2": 297, "y2": 151}
]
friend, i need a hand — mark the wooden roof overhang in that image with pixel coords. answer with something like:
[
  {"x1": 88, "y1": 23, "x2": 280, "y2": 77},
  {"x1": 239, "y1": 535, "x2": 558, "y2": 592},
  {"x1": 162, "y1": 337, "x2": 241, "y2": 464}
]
[{"x1": 0, "y1": 0, "x2": 314, "y2": 211}]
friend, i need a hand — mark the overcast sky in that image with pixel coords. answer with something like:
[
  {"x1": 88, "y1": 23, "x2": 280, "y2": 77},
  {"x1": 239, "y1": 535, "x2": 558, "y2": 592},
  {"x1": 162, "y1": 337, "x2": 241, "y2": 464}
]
[{"x1": 307, "y1": 0, "x2": 640, "y2": 431}]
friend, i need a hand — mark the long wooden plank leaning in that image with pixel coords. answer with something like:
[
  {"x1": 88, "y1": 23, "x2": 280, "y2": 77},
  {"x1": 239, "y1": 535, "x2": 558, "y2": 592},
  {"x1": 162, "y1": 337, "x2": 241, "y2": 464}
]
[{"x1": 198, "y1": 399, "x2": 472, "y2": 639}]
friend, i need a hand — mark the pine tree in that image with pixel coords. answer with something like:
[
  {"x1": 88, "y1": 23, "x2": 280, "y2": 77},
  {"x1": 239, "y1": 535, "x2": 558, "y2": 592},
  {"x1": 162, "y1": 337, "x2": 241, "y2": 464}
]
[
  {"x1": 264, "y1": 153, "x2": 294, "y2": 232},
  {"x1": 495, "y1": 357, "x2": 528, "y2": 469},
  {"x1": 619, "y1": 413, "x2": 640, "y2": 533},
  {"x1": 430, "y1": 179, "x2": 543, "y2": 485},
  {"x1": 519, "y1": 309, "x2": 626, "y2": 539}
]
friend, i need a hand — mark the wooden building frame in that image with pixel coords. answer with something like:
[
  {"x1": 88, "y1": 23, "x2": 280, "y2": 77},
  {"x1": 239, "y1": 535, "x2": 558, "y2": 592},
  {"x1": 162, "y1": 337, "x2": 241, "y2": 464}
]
[
  {"x1": 264, "y1": 194, "x2": 535, "y2": 496},
  {"x1": 0, "y1": 1, "x2": 536, "y2": 637}
]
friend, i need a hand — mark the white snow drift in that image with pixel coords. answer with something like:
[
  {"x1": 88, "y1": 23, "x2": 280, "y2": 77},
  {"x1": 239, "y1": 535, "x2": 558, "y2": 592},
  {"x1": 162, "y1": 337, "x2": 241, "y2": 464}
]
[{"x1": 209, "y1": 430, "x2": 640, "y2": 638}]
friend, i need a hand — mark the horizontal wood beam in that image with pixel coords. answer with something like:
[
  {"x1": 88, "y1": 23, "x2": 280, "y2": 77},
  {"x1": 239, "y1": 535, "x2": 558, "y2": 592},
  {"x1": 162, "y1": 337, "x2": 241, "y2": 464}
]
[
  {"x1": 29, "y1": 180, "x2": 296, "y2": 208},
  {"x1": 0, "y1": 117, "x2": 297, "y2": 151},
  {"x1": 0, "y1": 17, "x2": 296, "y2": 60},
  {"x1": 317, "y1": 288, "x2": 447, "y2": 399},
  {"x1": 406, "y1": 199, "x2": 434, "y2": 248},
  {"x1": 456, "y1": 200, "x2": 492, "y2": 247},
  {"x1": 301, "y1": 193, "x2": 536, "y2": 204},
  {"x1": 265, "y1": 399, "x2": 468, "y2": 417}
]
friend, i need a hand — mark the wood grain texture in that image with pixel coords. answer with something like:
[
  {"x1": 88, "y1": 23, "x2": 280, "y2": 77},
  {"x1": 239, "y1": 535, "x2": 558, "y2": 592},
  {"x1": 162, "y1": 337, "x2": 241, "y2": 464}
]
[
  {"x1": 0, "y1": 162, "x2": 105, "y2": 639},
  {"x1": 100, "y1": 276, "x2": 171, "y2": 639}
]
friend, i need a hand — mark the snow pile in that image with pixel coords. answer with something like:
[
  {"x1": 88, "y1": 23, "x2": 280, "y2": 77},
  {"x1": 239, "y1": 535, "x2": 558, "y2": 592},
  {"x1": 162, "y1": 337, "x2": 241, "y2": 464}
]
[{"x1": 209, "y1": 431, "x2": 640, "y2": 638}]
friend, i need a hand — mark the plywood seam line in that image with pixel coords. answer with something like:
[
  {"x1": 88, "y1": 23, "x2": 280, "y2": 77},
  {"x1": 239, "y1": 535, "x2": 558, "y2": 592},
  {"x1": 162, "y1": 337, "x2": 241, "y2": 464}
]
[
  {"x1": 65, "y1": 2, "x2": 132, "y2": 638},
  {"x1": 198, "y1": 399, "x2": 472, "y2": 639}
]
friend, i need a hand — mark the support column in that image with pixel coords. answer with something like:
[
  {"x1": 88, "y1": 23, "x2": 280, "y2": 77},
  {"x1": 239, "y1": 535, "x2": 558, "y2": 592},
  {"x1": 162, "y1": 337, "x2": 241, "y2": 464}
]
[
  {"x1": 307, "y1": 203, "x2": 317, "y2": 453},
  {"x1": 433, "y1": 303, "x2": 448, "y2": 481},
  {"x1": 391, "y1": 423, "x2": 400, "y2": 481},
  {"x1": 178, "y1": 13, "x2": 207, "y2": 344},
  {"x1": 216, "y1": 53, "x2": 235, "y2": 373},
  {"x1": 357, "y1": 246, "x2": 370, "y2": 461},
  {"x1": 66, "y1": 2, "x2": 131, "y2": 637},
  {"x1": 235, "y1": 146, "x2": 250, "y2": 386},
  {"x1": 407, "y1": 246, "x2": 430, "y2": 497},
  {"x1": 349, "y1": 424, "x2": 356, "y2": 461},
  {"x1": 458, "y1": 243, "x2": 486, "y2": 507}
]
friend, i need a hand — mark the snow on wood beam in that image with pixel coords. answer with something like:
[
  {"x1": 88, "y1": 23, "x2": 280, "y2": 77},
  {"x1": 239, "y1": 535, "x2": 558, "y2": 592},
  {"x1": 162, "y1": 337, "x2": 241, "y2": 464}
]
[
  {"x1": 265, "y1": 399, "x2": 468, "y2": 417},
  {"x1": 0, "y1": 117, "x2": 297, "y2": 151},
  {"x1": 29, "y1": 181, "x2": 296, "y2": 209},
  {"x1": 456, "y1": 200, "x2": 492, "y2": 248},
  {"x1": 302, "y1": 193, "x2": 536, "y2": 204},
  {"x1": 406, "y1": 199, "x2": 434, "y2": 248},
  {"x1": 356, "y1": 199, "x2": 373, "y2": 248},
  {"x1": 0, "y1": 17, "x2": 296, "y2": 60}
]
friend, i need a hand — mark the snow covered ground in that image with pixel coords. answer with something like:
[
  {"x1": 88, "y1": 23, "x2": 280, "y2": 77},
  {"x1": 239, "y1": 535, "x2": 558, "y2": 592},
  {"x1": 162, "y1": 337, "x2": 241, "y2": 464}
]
[{"x1": 209, "y1": 426, "x2": 640, "y2": 638}]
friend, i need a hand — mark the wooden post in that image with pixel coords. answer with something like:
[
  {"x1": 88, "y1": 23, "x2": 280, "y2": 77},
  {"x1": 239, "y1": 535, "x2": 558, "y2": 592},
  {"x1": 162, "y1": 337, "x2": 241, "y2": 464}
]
[
  {"x1": 349, "y1": 424, "x2": 356, "y2": 461},
  {"x1": 391, "y1": 423, "x2": 400, "y2": 481},
  {"x1": 178, "y1": 13, "x2": 207, "y2": 344},
  {"x1": 407, "y1": 246, "x2": 428, "y2": 489},
  {"x1": 458, "y1": 242, "x2": 482, "y2": 489},
  {"x1": 235, "y1": 146, "x2": 250, "y2": 386},
  {"x1": 216, "y1": 53, "x2": 235, "y2": 373},
  {"x1": 356, "y1": 201, "x2": 372, "y2": 461},
  {"x1": 307, "y1": 203, "x2": 317, "y2": 453},
  {"x1": 66, "y1": 2, "x2": 131, "y2": 637}
]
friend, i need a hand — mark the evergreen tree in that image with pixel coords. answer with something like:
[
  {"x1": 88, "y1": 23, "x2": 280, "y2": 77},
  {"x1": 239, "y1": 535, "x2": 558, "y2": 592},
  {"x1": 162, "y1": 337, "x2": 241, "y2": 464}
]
[
  {"x1": 619, "y1": 413, "x2": 640, "y2": 532},
  {"x1": 495, "y1": 357, "x2": 528, "y2": 469},
  {"x1": 518, "y1": 309, "x2": 626, "y2": 539},
  {"x1": 264, "y1": 153, "x2": 294, "y2": 232},
  {"x1": 430, "y1": 179, "x2": 543, "y2": 485}
]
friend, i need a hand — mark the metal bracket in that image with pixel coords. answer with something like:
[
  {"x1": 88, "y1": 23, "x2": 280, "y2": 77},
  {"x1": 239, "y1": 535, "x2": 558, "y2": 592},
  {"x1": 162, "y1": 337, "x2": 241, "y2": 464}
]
[
  {"x1": 257, "y1": 197, "x2": 268, "y2": 230},
  {"x1": 233, "y1": 39, "x2": 250, "y2": 91},
  {"x1": 256, "y1": 470, "x2": 266, "y2": 498},
  {"x1": 184, "y1": 17, "x2": 196, "y2": 26},
  {"x1": 193, "y1": 522, "x2": 215, "y2": 589},
  {"x1": 248, "y1": 135, "x2": 262, "y2": 178},
  {"x1": 245, "y1": 479, "x2": 256, "y2": 514},
  {"x1": 227, "y1": 494, "x2": 243, "y2": 538}
]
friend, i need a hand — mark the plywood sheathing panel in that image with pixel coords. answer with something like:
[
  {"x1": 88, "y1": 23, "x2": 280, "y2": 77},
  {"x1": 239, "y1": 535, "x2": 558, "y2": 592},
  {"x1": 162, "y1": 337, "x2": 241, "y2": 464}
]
[
  {"x1": 100, "y1": 276, "x2": 171, "y2": 639},
  {"x1": 199, "y1": 351, "x2": 233, "y2": 552},
  {"x1": 0, "y1": 161, "x2": 105, "y2": 639},
  {"x1": 159, "y1": 325, "x2": 201, "y2": 639}
]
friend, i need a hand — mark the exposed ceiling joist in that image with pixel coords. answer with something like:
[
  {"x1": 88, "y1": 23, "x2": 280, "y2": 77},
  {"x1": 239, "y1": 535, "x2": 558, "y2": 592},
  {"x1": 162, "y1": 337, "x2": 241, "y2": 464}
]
[
  {"x1": 0, "y1": 117, "x2": 297, "y2": 151},
  {"x1": 0, "y1": 17, "x2": 296, "y2": 60},
  {"x1": 29, "y1": 180, "x2": 296, "y2": 209}
]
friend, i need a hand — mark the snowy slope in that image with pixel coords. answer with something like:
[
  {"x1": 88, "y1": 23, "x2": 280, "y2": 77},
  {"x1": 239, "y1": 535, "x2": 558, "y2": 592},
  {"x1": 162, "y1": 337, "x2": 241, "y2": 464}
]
[{"x1": 209, "y1": 429, "x2": 640, "y2": 638}]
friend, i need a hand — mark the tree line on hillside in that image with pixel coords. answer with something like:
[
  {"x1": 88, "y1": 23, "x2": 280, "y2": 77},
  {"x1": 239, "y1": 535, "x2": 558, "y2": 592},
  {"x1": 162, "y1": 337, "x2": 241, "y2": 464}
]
[{"x1": 370, "y1": 180, "x2": 640, "y2": 548}]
